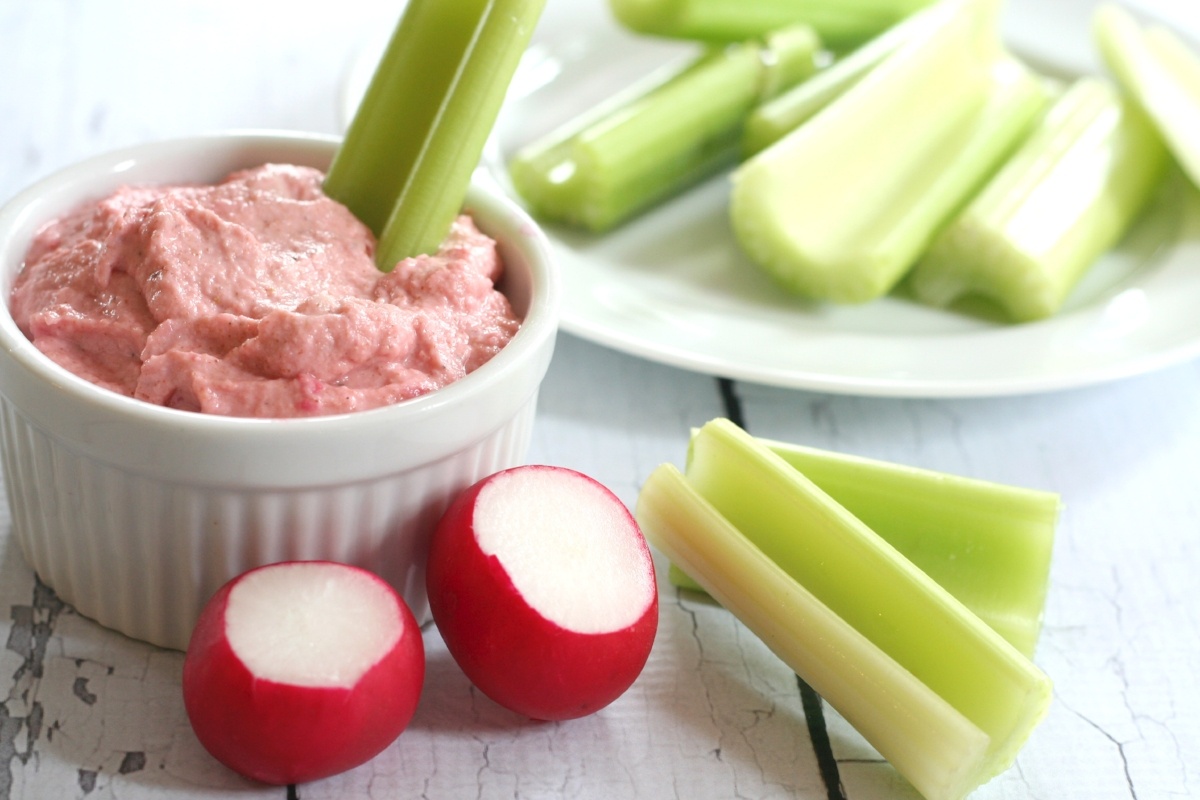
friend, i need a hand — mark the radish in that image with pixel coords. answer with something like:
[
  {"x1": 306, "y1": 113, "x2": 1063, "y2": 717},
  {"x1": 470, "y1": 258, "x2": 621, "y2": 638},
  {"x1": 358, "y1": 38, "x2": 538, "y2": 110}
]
[
  {"x1": 426, "y1": 465, "x2": 658, "y2": 721},
  {"x1": 182, "y1": 561, "x2": 424, "y2": 785}
]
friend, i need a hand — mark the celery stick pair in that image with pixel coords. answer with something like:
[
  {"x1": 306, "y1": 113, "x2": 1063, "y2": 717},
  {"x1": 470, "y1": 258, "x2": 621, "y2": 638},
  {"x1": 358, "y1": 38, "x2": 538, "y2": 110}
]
[
  {"x1": 324, "y1": 0, "x2": 546, "y2": 270},
  {"x1": 731, "y1": 0, "x2": 1052, "y2": 305},
  {"x1": 509, "y1": 24, "x2": 822, "y2": 233},
  {"x1": 609, "y1": 0, "x2": 937, "y2": 51},
  {"x1": 636, "y1": 419, "x2": 1057, "y2": 800},
  {"x1": 669, "y1": 432, "x2": 1059, "y2": 658}
]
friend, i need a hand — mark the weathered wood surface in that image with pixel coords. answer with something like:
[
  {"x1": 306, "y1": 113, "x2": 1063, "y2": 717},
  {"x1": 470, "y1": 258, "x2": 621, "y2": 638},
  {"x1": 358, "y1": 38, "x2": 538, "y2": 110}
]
[{"x1": 2, "y1": 3, "x2": 1197, "y2": 798}]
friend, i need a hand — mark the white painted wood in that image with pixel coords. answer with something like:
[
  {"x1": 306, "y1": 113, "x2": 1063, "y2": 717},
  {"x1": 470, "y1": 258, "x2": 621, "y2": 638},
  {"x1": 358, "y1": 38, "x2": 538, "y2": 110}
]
[{"x1": 2, "y1": 2, "x2": 1197, "y2": 799}]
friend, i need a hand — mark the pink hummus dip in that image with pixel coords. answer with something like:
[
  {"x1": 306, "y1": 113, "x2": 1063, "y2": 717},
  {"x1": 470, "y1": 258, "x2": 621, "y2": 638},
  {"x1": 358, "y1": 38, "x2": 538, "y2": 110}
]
[{"x1": 10, "y1": 164, "x2": 520, "y2": 418}]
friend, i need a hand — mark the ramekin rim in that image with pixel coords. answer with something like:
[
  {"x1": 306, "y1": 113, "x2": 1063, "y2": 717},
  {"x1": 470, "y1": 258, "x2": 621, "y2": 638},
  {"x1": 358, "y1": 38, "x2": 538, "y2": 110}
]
[{"x1": 0, "y1": 130, "x2": 561, "y2": 439}]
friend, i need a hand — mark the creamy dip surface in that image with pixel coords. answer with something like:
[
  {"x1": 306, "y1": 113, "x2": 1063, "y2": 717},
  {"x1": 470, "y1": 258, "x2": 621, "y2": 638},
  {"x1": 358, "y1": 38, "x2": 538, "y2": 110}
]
[{"x1": 10, "y1": 164, "x2": 520, "y2": 418}]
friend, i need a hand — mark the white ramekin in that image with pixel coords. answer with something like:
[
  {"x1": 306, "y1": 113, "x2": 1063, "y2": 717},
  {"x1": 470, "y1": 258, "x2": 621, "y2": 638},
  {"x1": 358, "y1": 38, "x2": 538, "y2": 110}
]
[{"x1": 0, "y1": 131, "x2": 560, "y2": 650}]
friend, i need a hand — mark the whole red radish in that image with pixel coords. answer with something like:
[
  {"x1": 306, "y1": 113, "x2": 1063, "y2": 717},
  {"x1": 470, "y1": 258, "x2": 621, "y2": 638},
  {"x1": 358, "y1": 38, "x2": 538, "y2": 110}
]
[
  {"x1": 427, "y1": 465, "x2": 658, "y2": 721},
  {"x1": 182, "y1": 561, "x2": 424, "y2": 785}
]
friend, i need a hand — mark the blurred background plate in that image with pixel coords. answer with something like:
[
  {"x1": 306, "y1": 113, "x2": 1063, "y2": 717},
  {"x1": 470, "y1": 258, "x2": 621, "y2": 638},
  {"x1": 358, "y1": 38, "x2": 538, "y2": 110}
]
[{"x1": 342, "y1": 0, "x2": 1200, "y2": 397}]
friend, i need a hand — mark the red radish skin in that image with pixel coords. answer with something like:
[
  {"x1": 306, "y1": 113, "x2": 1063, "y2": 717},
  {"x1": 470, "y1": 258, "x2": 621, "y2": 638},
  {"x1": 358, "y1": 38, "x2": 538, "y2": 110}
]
[
  {"x1": 427, "y1": 465, "x2": 658, "y2": 721},
  {"x1": 182, "y1": 561, "x2": 424, "y2": 785}
]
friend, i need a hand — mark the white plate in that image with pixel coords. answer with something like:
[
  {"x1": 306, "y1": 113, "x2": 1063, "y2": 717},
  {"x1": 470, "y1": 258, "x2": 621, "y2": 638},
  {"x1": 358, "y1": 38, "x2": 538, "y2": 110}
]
[{"x1": 342, "y1": 0, "x2": 1200, "y2": 397}]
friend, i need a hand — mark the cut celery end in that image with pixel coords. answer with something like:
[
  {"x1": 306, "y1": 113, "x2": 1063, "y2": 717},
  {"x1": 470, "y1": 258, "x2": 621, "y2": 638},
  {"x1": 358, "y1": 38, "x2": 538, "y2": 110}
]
[
  {"x1": 1095, "y1": 4, "x2": 1200, "y2": 188},
  {"x1": 609, "y1": 0, "x2": 936, "y2": 50},
  {"x1": 509, "y1": 26, "x2": 821, "y2": 232},
  {"x1": 742, "y1": 0, "x2": 940, "y2": 156},
  {"x1": 671, "y1": 431, "x2": 1060, "y2": 658},
  {"x1": 909, "y1": 76, "x2": 1169, "y2": 322},
  {"x1": 730, "y1": 0, "x2": 1046, "y2": 304},
  {"x1": 325, "y1": 0, "x2": 545, "y2": 268},
  {"x1": 637, "y1": 422, "x2": 1054, "y2": 800}
]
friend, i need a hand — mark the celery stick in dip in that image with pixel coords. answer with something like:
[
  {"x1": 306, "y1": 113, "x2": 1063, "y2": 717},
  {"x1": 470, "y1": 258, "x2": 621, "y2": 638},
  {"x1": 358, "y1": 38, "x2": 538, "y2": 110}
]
[{"x1": 325, "y1": 0, "x2": 546, "y2": 269}]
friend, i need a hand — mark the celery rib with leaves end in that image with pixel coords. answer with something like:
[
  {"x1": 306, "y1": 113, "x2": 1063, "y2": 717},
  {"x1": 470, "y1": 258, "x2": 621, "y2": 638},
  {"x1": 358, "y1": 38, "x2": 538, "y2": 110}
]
[
  {"x1": 1095, "y1": 4, "x2": 1200, "y2": 189},
  {"x1": 509, "y1": 25, "x2": 821, "y2": 233},
  {"x1": 742, "y1": 0, "x2": 939, "y2": 156},
  {"x1": 729, "y1": 0, "x2": 1049, "y2": 305},
  {"x1": 608, "y1": 0, "x2": 936, "y2": 51},
  {"x1": 908, "y1": 76, "x2": 1169, "y2": 322},
  {"x1": 669, "y1": 432, "x2": 1060, "y2": 658},
  {"x1": 635, "y1": 419, "x2": 1053, "y2": 800},
  {"x1": 323, "y1": 0, "x2": 546, "y2": 270}
]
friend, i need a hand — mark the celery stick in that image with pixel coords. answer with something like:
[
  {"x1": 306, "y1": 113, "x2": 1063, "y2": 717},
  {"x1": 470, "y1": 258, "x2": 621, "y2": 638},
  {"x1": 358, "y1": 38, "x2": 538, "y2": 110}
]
[
  {"x1": 609, "y1": 0, "x2": 936, "y2": 50},
  {"x1": 324, "y1": 0, "x2": 546, "y2": 268},
  {"x1": 909, "y1": 76, "x2": 1168, "y2": 322},
  {"x1": 669, "y1": 432, "x2": 1060, "y2": 657},
  {"x1": 730, "y1": 0, "x2": 1048, "y2": 305},
  {"x1": 509, "y1": 25, "x2": 821, "y2": 232},
  {"x1": 637, "y1": 418, "x2": 1053, "y2": 800},
  {"x1": 1094, "y1": 4, "x2": 1200, "y2": 187},
  {"x1": 742, "y1": 0, "x2": 938, "y2": 155}
]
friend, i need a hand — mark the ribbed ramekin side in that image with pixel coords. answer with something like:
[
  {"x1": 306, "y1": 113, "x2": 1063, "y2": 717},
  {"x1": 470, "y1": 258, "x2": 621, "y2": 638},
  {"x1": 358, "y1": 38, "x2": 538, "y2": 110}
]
[{"x1": 0, "y1": 393, "x2": 539, "y2": 651}]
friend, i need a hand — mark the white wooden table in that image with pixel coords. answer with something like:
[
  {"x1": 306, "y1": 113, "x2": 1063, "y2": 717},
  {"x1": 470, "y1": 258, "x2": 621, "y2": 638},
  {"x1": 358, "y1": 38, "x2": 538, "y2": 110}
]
[{"x1": 2, "y1": 2, "x2": 1197, "y2": 799}]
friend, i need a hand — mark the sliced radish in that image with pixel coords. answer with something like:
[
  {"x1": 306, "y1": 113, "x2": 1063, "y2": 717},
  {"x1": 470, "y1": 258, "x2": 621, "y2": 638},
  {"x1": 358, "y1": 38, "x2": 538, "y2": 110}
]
[
  {"x1": 182, "y1": 561, "x2": 424, "y2": 785},
  {"x1": 426, "y1": 465, "x2": 658, "y2": 721}
]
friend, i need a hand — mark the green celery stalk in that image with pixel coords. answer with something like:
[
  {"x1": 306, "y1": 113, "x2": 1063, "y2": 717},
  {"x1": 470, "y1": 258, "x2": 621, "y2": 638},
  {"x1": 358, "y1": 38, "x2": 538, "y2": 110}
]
[
  {"x1": 324, "y1": 0, "x2": 546, "y2": 269},
  {"x1": 1094, "y1": 3, "x2": 1200, "y2": 188},
  {"x1": 742, "y1": 0, "x2": 938, "y2": 155},
  {"x1": 635, "y1": 418, "x2": 1053, "y2": 800},
  {"x1": 908, "y1": 76, "x2": 1169, "y2": 322},
  {"x1": 608, "y1": 0, "x2": 936, "y2": 51},
  {"x1": 670, "y1": 432, "x2": 1060, "y2": 658},
  {"x1": 730, "y1": 0, "x2": 1049, "y2": 305},
  {"x1": 509, "y1": 25, "x2": 821, "y2": 232}
]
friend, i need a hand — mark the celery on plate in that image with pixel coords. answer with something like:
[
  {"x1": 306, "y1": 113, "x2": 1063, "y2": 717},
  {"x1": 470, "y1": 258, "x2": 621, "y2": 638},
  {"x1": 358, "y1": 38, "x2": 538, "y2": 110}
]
[
  {"x1": 670, "y1": 432, "x2": 1059, "y2": 658},
  {"x1": 635, "y1": 419, "x2": 1053, "y2": 800},
  {"x1": 729, "y1": 0, "x2": 1049, "y2": 305},
  {"x1": 742, "y1": 0, "x2": 940, "y2": 156},
  {"x1": 509, "y1": 25, "x2": 821, "y2": 232},
  {"x1": 609, "y1": 0, "x2": 936, "y2": 51},
  {"x1": 908, "y1": 76, "x2": 1169, "y2": 322},
  {"x1": 1094, "y1": 4, "x2": 1200, "y2": 188},
  {"x1": 324, "y1": 0, "x2": 546, "y2": 269}
]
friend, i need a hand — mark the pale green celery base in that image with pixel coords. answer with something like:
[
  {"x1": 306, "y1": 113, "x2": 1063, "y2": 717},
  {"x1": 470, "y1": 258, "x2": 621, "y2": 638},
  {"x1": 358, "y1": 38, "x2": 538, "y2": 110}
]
[
  {"x1": 326, "y1": 0, "x2": 545, "y2": 266},
  {"x1": 637, "y1": 464, "x2": 991, "y2": 800},
  {"x1": 610, "y1": 0, "x2": 935, "y2": 49},
  {"x1": 730, "y1": 0, "x2": 1040, "y2": 305},
  {"x1": 909, "y1": 76, "x2": 1169, "y2": 322},
  {"x1": 1095, "y1": 4, "x2": 1200, "y2": 187},
  {"x1": 680, "y1": 419, "x2": 1053, "y2": 787},
  {"x1": 742, "y1": 0, "x2": 938, "y2": 155}
]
